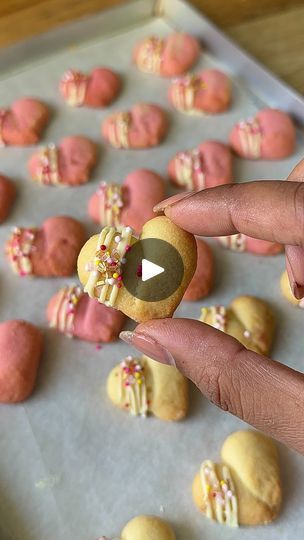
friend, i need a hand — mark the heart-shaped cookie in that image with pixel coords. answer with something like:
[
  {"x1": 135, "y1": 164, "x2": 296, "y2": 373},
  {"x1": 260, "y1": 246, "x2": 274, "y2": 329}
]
[
  {"x1": 229, "y1": 108, "x2": 296, "y2": 159},
  {"x1": 184, "y1": 238, "x2": 214, "y2": 301},
  {"x1": 28, "y1": 136, "x2": 97, "y2": 186},
  {"x1": 77, "y1": 216, "x2": 197, "y2": 322},
  {"x1": 47, "y1": 284, "x2": 125, "y2": 342},
  {"x1": 0, "y1": 98, "x2": 50, "y2": 146},
  {"x1": 133, "y1": 32, "x2": 200, "y2": 77},
  {"x1": 0, "y1": 320, "x2": 43, "y2": 403},
  {"x1": 199, "y1": 295, "x2": 275, "y2": 355},
  {"x1": 280, "y1": 270, "x2": 304, "y2": 308},
  {"x1": 107, "y1": 354, "x2": 188, "y2": 420},
  {"x1": 216, "y1": 233, "x2": 283, "y2": 255},
  {"x1": 102, "y1": 103, "x2": 168, "y2": 149},
  {"x1": 192, "y1": 430, "x2": 282, "y2": 527},
  {"x1": 88, "y1": 169, "x2": 165, "y2": 233},
  {"x1": 168, "y1": 141, "x2": 232, "y2": 190},
  {"x1": 6, "y1": 216, "x2": 86, "y2": 277},
  {"x1": 168, "y1": 69, "x2": 231, "y2": 114},
  {"x1": 0, "y1": 174, "x2": 16, "y2": 223},
  {"x1": 100, "y1": 515, "x2": 175, "y2": 540},
  {"x1": 59, "y1": 67, "x2": 121, "y2": 108}
]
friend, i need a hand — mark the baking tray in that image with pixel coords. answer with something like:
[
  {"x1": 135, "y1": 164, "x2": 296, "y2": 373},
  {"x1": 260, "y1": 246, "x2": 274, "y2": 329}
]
[{"x1": 0, "y1": 1, "x2": 303, "y2": 539}]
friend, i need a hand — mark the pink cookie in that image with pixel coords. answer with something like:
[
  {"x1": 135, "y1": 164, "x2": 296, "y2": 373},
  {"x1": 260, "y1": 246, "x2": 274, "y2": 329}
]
[
  {"x1": 102, "y1": 103, "x2": 168, "y2": 149},
  {"x1": 0, "y1": 98, "x2": 49, "y2": 146},
  {"x1": 183, "y1": 238, "x2": 214, "y2": 301},
  {"x1": 168, "y1": 69, "x2": 231, "y2": 114},
  {"x1": 47, "y1": 284, "x2": 125, "y2": 342},
  {"x1": 229, "y1": 108, "x2": 296, "y2": 159},
  {"x1": 133, "y1": 32, "x2": 200, "y2": 77},
  {"x1": 168, "y1": 140, "x2": 233, "y2": 190},
  {"x1": 216, "y1": 233, "x2": 283, "y2": 255},
  {"x1": 0, "y1": 320, "x2": 43, "y2": 403},
  {"x1": 88, "y1": 169, "x2": 165, "y2": 233},
  {"x1": 6, "y1": 216, "x2": 86, "y2": 277},
  {"x1": 59, "y1": 67, "x2": 121, "y2": 108},
  {"x1": 0, "y1": 175, "x2": 16, "y2": 223},
  {"x1": 28, "y1": 136, "x2": 97, "y2": 186}
]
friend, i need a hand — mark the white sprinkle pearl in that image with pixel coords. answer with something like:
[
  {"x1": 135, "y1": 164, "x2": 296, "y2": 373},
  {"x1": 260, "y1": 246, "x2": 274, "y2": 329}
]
[{"x1": 114, "y1": 235, "x2": 121, "y2": 243}]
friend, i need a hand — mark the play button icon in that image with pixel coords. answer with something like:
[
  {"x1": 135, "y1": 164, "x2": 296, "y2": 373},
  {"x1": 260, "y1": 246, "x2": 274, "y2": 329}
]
[{"x1": 142, "y1": 259, "x2": 164, "y2": 282}]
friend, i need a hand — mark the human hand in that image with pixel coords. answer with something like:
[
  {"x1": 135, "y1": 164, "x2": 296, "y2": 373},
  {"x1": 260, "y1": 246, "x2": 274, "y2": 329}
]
[{"x1": 120, "y1": 159, "x2": 304, "y2": 454}]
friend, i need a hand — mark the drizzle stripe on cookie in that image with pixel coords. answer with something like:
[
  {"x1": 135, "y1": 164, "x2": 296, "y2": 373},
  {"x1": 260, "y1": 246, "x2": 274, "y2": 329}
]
[
  {"x1": 61, "y1": 70, "x2": 89, "y2": 107},
  {"x1": 84, "y1": 225, "x2": 132, "y2": 307},
  {"x1": 171, "y1": 75, "x2": 205, "y2": 113},
  {"x1": 98, "y1": 182, "x2": 124, "y2": 227},
  {"x1": 35, "y1": 144, "x2": 61, "y2": 185},
  {"x1": 118, "y1": 356, "x2": 148, "y2": 417},
  {"x1": 174, "y1": 149, "x2": 205, "y2": 190},
  {"x1": 237, "y1": 118, "x2": 262, "y2": 158},
  {"x1": 217, "y1": 233, "x2": 246, "y2": 252},
  {"x1": 107, "y1": 112, "x2": 130, "y2": 149},
  {"x1": 137, "y1": 37, "x2": 164, "y2": 74},
  {"x1": 200, "y1": 460, "x2": 238, "y2": 527},
  {"x1": 6, "y1": 226, "x2": 36, "y2": 276},
  {"x1": 50, "y1": 285, "x2": 83, "y2": 337},
  {"x1": 200, "y1": 305, "x2": 227, "y2": 332}
]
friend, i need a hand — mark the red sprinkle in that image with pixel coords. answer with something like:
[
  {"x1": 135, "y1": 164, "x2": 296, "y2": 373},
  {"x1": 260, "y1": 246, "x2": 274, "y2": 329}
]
[{"x1": 100, "y1": 245, "x2": 107, "y2": 251}]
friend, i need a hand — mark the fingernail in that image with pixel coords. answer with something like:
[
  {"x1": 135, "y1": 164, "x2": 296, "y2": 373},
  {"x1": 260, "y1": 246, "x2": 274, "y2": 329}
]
[
  {"x1": 119, "y1": 330, "x2": 176, "y2": 367},
  {"x1": 286, "y1": 253, "x2": 304, "y2": 299},
  {"x1": 294, "y1": 282, "x2": 304, "y2": 300},
  {"x1": 153, "y1": 191, "x2": 196, "y2": 212}
]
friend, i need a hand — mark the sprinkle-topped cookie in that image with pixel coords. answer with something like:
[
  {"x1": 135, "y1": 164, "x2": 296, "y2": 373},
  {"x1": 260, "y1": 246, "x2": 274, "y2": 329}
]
[
  {"x1": 119, "y1": 356, "x2": 148, "y2": 417},
  {"x1": 200, "y1": 305, "x2": 227, "y2": 332},
  {"x1": 171, "y1": 74, "x2": 206, "y2": 113},
  {"x1": 35, "y1": 144, "x2": 61, "y2": 185},
  {"x1": 174, "y1": 149, "x2": 205, "y2": 190},
  {"x1": 60, "y1": 69, "x2": 89, "y2": 107},
  {"x1": 200, "y1": 460, "x2": 238, "y2": 527},
  {"x1": 50, "y1": 285, "x2": 83, "y2": 337},
  {"x1": 137, "y1": 36, "x2": 165, "y2": 74},
  {"x1": 107, "y1": 112, "x2": 131, "y2": 149},
  {"x1": 97, "y1": 182, "x2": 124, "y2": 227},
  {"x1": 6, "y1": 226, "x2": 36, "y2": 276},
  {"x1": 217, "y1": 233, "x2": 246, "y2": 252},
  {"x1": 236, "y1": 117, "x2": 262, "y2": 159}
]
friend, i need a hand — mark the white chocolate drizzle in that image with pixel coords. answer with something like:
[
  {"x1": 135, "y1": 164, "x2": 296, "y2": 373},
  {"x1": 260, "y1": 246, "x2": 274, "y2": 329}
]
[
  {"x1": 97, "y1": 182, "x2": 124, "y2": 227},
  {"x1": 60, "y1": 70, "x2": 89, "y2": 107},
  {"x1": 107, "y1": 112, "x2": 131, "y2": 149},
  {"x1": 200, "y1": 305, "x2": 227, "y2": 332},
  {"x1": 137, "y1": 37, "x2": 164, "y2": 74},
  {"x1": 217, "y1": 233, "x2": 246, "y2": 252},
  {"x1": 6, "y1": 226, "x2": 36, "y2": 276},
  {"x1": 171, "y1": 74, "x2": 205, "y2": 113},
  {"x1": 50, "y1": 285, "x2": 83, "y2": 337},
  {"x1": 237, "y1": 117, "x2": 262, "y2": 158},
  {"x1": 0, "y1": 108, "x2": 7, "y2": 147},
  {"x1": 35, "y1": 144, "x2": 61, "y2": 185},
  {"x1": 84, "y1": 225, "x2": 133, "y2": 307},
  {"x1": 174, "y1": 149, "x2": 205, "y2": 190},
  {"x1": 200, "y1": 460, "x2": 238, "y2": 527},
  {"x1": 118, "y1": 356, "x2": 148, "y2": 417}
]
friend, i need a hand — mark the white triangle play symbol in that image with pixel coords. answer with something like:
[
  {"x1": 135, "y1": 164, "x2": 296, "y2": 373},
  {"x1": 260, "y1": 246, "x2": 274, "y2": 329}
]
[{"x1": 141, "y1": 258, "x2": 165, "y2": 282}]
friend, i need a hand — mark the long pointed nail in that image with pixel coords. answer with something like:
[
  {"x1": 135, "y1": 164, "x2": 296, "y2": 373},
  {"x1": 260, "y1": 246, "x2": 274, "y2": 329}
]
[
  {"x1": 153, "y1": 191, "x2": 196, "y2": 212},
  {"x1": 286, "y1": 252, "x2": 304, "y2": 299},
  {"x1": 119, "y1": 330, "x2": 176, "y2": 367}
]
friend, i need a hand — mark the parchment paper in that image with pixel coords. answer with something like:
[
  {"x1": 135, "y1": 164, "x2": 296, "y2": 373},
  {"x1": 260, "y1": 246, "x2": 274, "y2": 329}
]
[{"x1": 0, "y1": 14, "x2": 303, "y2": 540}]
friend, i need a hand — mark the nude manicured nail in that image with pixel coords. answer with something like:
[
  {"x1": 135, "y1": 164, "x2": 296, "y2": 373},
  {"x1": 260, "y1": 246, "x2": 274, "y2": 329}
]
[
  {"x1": 293, "y1": 282, "x2": 304, "y2": 300},
  {"x1": 119, "y1": 330, "x2": 176, "y2": 367},
  {"x1": 153, "y1": 191, "x2": 196, "y2": 212}
]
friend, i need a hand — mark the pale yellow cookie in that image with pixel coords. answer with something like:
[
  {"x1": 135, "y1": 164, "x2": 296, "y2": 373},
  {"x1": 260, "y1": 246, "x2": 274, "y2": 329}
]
[
  {"x1": 78, "y1": 216, "x2": 197, "y2": 322},
  {"x1": 280, "y1": 270, "x2": 303, "y2": 307},
  {"x1": 192, "y1": 430, "x2": 282, "y2": 527},
  {"x1": 121, "y1": 515, "x2": 175, "y2": 540},
  {"x1": 107, "y1": 354, "x2": 188, "y2": 421},
  {"x1": 199, "y1": 295, "x2": 275, "y2": 355}
]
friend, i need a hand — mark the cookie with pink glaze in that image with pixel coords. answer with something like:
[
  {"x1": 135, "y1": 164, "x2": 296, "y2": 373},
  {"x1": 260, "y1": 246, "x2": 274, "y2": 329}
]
[
  {"x1": 168, "y1": 141, "x2": 233, "y2": 190},
  {"x1": 0, "y1": 320, "x2": 43, "y2": 403},
  {"x1": 47, "y1": 284, "x2": 125, "y2": 342},
  {"x1": 0, "y1": 175, "x2": 16, "y2": 223},
  {"x1": 102, "y1": 103, "x2": 168, "y2": 149},
  {"x1": 59, "y1": 67, "x2": 121, "y2": 108},
  {"x1": 0, "y1": 98, "x2": 49, "y2": 146},
  {"x1": 28, "y1": 136, "x2": 97, "y2": 186},
  {"x1": 183, "y1": 238, "x2": 214, "y2": 301},
  {"x1": 6, "y1": 216, "x2": 86, "y2": 277},
  {"x1": 168, "y1": 69, "x2": 231, "y2": 115},
  {"x1": 229, "y1": 108, "x2": 296, "y2": 160},
  {"x1": 216, "y1": 233, "x2": 283, "y2": 255},
  {"x1": 134, "y1": 32, "x2": 200, "y2": 77},
  {"x1": 88, "y1": 169, "x2": 165, "y2": 233}
]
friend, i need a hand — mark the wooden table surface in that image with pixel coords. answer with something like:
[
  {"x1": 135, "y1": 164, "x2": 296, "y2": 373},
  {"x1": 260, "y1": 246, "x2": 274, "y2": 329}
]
[{"x1": 1, "y1": 0, "x2": 304, "y2": 95}]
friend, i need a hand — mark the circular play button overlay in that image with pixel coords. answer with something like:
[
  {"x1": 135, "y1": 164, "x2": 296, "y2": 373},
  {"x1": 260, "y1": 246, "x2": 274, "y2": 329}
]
[{"x1": 123, "y1": 238, "x2": 184, "y2": 302}]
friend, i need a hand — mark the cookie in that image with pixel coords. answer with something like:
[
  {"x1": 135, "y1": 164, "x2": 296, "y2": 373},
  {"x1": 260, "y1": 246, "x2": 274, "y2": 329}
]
[
  {"x1": 0, "y1": 175, "x2": 16, "y2": 223},
  {"x1": 192, "y1": 430, "x2": 282, "y2": 526},
  {"x1": 6, "y1": 216, "x2": 86, "y2": 277},
  {"x1": 102, "y1": 103, "x2": 168, "y2": 149},
  {"x1": 134, "y1": 32, "x2": 200, "y2": 77},
  {"x1": 0, "y1": 320, "x2": 43, "y2": 403},
  {"x1": 28, "y1": 136, "x2": 97, "y2": 186},
  {"x1": 107, "y1": 354, "x2": 188, "y2": 420},
  {"x1": 280, "y1": 270, "x2": 303, "y2": 308},
  {"x1": 168, "y1": 69, "x2": 231, "y2": 114},
  {"x1": 47, "y1": 284, "x2": 125, "y2": 342},
  {"x1": 77, "y1": 216, "x2": 197, "y2": 322},
  {"x1": 216, "y1": 233, "x2": 283, "y2": 255},
  {"x1": 88, "y1": 169, "x2": 165, "y2": 233},
  {"x1": 199, "y1": 295, "x2": 275, "y2": 355},
  {"x1": 0, "y1": 98, "x2": 49, "y2": 146},
  {"x1": 229, "y1": 108, "x2": 296, "y2": 159},
  {"x1": 59, "y1": 67, "x2": 121, "y2": 107},
  {"x1": 168, "y1": 141, "x2": 232, "y2": 190},
  {"x1": 183, "y1": 238, "x2": 214, "y2": 301},
  {"x1": 99, "y1": 515, "x2": 175, "y2": 540}
]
